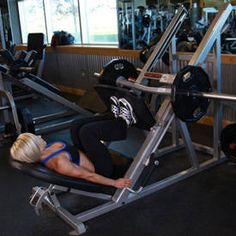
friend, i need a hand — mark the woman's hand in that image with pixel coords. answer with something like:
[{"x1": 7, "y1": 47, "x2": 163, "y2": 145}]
[{"x1": 114, "y1": 178, "x2": 132, "y2": 188}]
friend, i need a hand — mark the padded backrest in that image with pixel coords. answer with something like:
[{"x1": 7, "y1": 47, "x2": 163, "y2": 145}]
[
  {"x1": 94, "y1": 84, "x2": 156, "y2": 130},
  {"x1": 27, "y1": 33, "x2": 45, "y2": 60},
  {"x1": 27, "y1": 33, "x2": 46, "y2": 77},
  {"x1": 9, "y1": 158, "x2": 116, "y2": 194},
  {"x1": 9, "y1": 151, "x2": 131, "y2": 194}
]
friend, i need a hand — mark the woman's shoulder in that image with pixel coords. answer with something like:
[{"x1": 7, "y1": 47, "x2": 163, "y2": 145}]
[
  {"x1": 42, "y1": 141, "x2": 66, "y2": 157},
  {"x1": 46, "y1": 141, "x2": 66, "y2": 149}
]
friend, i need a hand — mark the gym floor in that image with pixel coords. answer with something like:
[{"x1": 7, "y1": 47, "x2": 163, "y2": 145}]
[{"x1": 1, "y1": 93, "x2": 236, "y2": 236}]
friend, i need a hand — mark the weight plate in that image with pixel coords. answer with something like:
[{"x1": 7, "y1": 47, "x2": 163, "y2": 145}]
[
  {"x1": 172, "y1": 65, "x2": 212, "y2": 122},
  {"x1": 99, "y1": 59, "x2": 138, "y2": 86},
  {"x1": 221, "y1": 123, "x2": 236, "y2": 159},
  {"x1": 17, "y1": 107, "x2": 35, "y2": 133}
]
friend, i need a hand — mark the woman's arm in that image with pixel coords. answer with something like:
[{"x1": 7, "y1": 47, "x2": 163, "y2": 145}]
[{"x1": 53, "y1": 157, "x2": 132, "y2": 188}]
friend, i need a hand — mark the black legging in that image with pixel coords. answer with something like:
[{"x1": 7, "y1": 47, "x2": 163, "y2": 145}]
[{"x1": 70, "y1": 113, "x2": 127, "y2": 177}]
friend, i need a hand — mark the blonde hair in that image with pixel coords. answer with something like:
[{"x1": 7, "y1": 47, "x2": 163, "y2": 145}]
[{"x1": 10, "y1": 133, "x2": 42, "y2": 163}]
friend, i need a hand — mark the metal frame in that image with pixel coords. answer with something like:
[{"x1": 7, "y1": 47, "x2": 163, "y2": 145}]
[
  {"x1": 0, "y1": 9, "x2": 6, "y2": 49},
  {"x1": 27, "y1": 4, "x2": 233, "y2": 235},
  {"x1": 0, "y1": 89, "x2": 21, "y2": 135}
]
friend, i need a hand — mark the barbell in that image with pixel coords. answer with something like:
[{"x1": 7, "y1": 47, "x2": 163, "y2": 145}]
[
  {"x1": 97, "y1": 59, "x2": 138, "y2": 86},
  {"x1": 117, "y1": 64, "x2": 236, "y2": 122}
]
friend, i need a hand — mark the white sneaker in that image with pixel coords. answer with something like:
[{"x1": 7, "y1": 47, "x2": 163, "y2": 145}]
[
  {"x1": 118, "y1": 98, "x2": 137, "y2": 126},
  {"x1": 110, "y1": 96, "x2": 120, "y2": 118}
]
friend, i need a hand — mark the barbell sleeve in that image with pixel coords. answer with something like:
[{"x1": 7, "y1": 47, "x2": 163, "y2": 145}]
[
  {"x1": 117, "y1": 77, "x2": 236, "y2": 103},
  {"x1": 175, "y1": 90, "x2": 236, "y2": 102}
]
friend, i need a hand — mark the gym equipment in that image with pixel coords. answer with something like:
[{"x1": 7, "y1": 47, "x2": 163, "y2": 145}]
[
  {"x1": 118, "y1": 2, "x2": 172, "y2": 49},
  {"x1": 220, "y1": 123, "x2": 236, "y2": 160},
  {"x1": 118, "y1": 64, "x2": 236, "y2": 122},
  {"x1": 176, "y1": 17, "x2": 203, "y2": 53},
  {"x1": 0, "y1": 89, "x2": 21, "y2": 136},
  {"x1": 27, "y1": 33, "x2": 46, "y2": 77},
  {"x1": 0, "y1": 33, "x2": 46, "y2": 78},
  {"x1": 94, "y1": 84, "x2": 156, "y2": 130},
  {"x1": 97, "y1": 58, "x2": 138, "y2": 86},
  {"x1": 10, "y1": 4, "x2": 234, "y2": 235},
  {"x1": 171, "y1": 65, "x2": 211, "y2": 122},
  {"x1": 17, "y1": 106, "x2": 82, "y2": 134},
  {"x1": 221, "y1": 9, "x2": 236, "y2": 54},
  {"x1": 0, "y1": 9, "x2": 6, "y2": 50},
  {"x1": 9, "y1": 72, "x2": 91, "y2": 134},
  {"x1": 0, "y1": 43, "x2": 91, "y2": 136},
  {"x1": 139, "y1": 34, "x2": 169, "y2": 65},
  {"x1": 117, "y1": 0, "x2": 135, "y2": 49}
]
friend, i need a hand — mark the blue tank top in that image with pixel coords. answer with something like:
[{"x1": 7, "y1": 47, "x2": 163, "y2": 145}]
[{"x1": 40, "y1": 141, "x2": 80, "y2": 165}]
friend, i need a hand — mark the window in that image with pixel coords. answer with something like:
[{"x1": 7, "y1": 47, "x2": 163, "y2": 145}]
[
  {"x1": 18, "y1": 0, "x2": 46, "y2": 43},
  {"x1": 79, "y1": 0, "x2": 118, "y2": 44},
  {"x1": 44, "y1": 0, "x2": 81, "y2": 43},
  {"x1": 17, "y1": 0, "x2": 118, "y2": 45}
]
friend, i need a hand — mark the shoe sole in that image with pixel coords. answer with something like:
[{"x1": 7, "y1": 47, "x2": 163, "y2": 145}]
[
  {"x1": 110, "y1": 96, "x2": 120, "y2": 117},
  {"x1": 119, "y1": 98, "x2": 137, "y2": 124}
]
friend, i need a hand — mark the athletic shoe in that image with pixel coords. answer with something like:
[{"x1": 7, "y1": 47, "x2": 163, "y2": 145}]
[
  {"x1": 110, "y1": 96, "x2": 120, "y2": 118},
  {"x1": 118, "y1": 98, "x2": 137, "y2": 126}
]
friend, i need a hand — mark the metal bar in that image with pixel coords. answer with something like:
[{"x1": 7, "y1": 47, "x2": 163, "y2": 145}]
[
  {"x1": 189, "y1": 3, "x2": 232, "y2": 66},
  {"x1": 0, "y1": 9, "x2": 6, "y2": 49},
  {"x1": 124, "y1": 155, "x2": 226, "y2": 205},
  {"x1": 52, "y1": 185, "x2": 112, "y2": 201},
  {"x1": 32, "y1": 187, "x2": 86, "y2": 235},
  {"x1": 186, "y1": 91, "x2": 236, "y2": 101},
  {"x1": 131, "y1": 1, "x2": 136, "y2": 49},
  {"x1": 0, "y1": 89, "x2": 21, "y2": 135},
  {"x1": 117, "y1": 77, "x2": 236, "y2": 103},
  {"x1": 113, "y1": 100, "x2": 175, "y2": 203},
  {"x1": 213, "y1": 35, "x2": 223, "y2": 160},
  {"x1": 136, "y1": 6, "x2": 188, "y2": 83},
  {"x1": 178, "y1": 120, "x2": 199, "y2": 168},
  {"x1": 32, "y1": 110, "x2": 76, "y2": 124},
  {"x1": 0, "y1": 72, "x2": 11, "y2": 123},
  {"x1": 34, "y1": 118, "x2": 77, "y2": 134},
  {"x1": 0, "y1": 105, "x2": 10, "y2": 111}
]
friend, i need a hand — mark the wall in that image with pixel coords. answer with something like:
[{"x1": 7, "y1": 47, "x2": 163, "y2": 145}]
[{"x1": 204, "y1": 0, "x2": 224, "y2": 8}]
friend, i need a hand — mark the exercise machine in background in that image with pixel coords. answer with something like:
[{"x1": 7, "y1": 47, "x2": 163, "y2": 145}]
[{"x1": 0, "y1": 33, "x2": 92, "y2": 141}]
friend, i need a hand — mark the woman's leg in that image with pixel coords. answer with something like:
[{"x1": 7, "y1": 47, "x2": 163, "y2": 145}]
[
  {"x1": 78, "y1": 117, "x2": 127, "y2": 177},
  {"x1": 70, "y1": 113, "x2": 113, "y2": 150}
]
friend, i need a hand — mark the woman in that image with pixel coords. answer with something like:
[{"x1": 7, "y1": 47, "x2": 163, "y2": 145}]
[
  {"x1": 11, "y1": 97, "x2": 137, "y2": 189},
  {"x1": 10, "y1": 132, "x2": 131, "y2": 188}
]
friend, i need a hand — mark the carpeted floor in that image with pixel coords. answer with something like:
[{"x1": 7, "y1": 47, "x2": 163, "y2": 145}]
[{"x1": 1, "y1": 123, "x2": 236, "y2": 236}]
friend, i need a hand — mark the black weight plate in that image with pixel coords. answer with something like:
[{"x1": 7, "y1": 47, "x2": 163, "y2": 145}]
[
  {"x1": 99, "y1": 59, "x2": 138, "y2": 86},
  {"x1": 220, "y1": 123, "x2": 236, "y2": 158},
  {"x1": 17, "y1": 107, "x2": 35, "y2": 133},
  {"x1": 172, "y1": 65, "x2": 212, "y2": 122}
]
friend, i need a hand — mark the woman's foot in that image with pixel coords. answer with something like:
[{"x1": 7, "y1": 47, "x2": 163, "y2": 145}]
[
  {"x1": 110, "y1": 96, "x2": 120, "y2": 118},
  {"x1": 118, "y1": 98, "x2": 137, "y2": 127}
]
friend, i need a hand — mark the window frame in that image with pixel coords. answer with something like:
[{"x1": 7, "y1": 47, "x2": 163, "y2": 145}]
[{"x1": 16, "y1": 0, "x2": 119, "y2": 46}]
